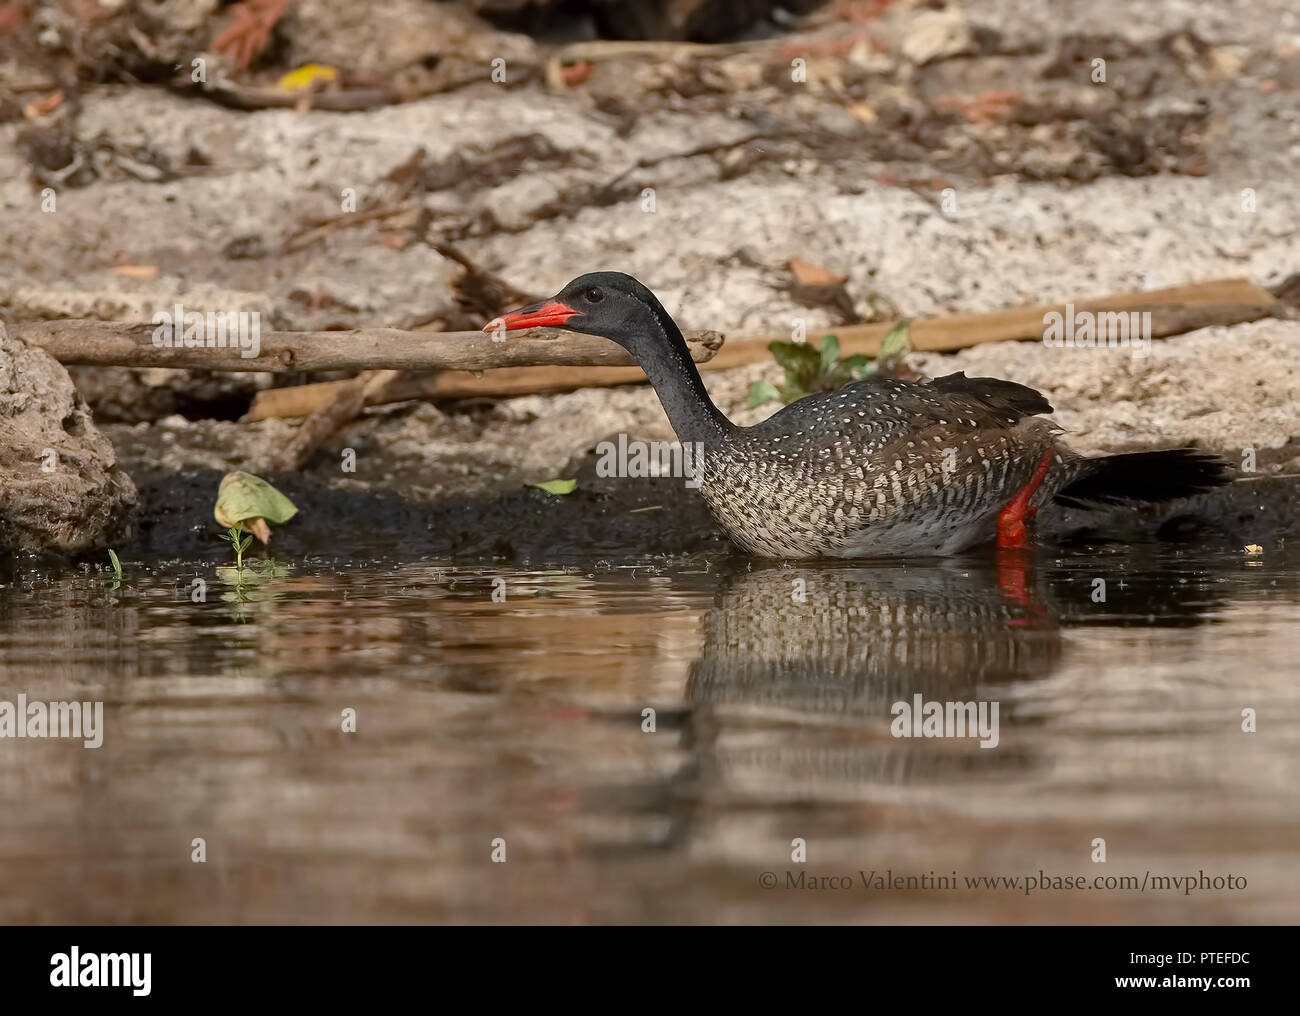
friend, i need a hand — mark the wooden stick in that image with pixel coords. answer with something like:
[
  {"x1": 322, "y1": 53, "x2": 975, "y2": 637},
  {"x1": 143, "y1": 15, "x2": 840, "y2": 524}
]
[
  {"x1": 10, "y1": 320, "x2": 723, "y2": 373},
  {"x1": 271, "y1": 370, "x2": 399, "y2": 471},
  {"x1": 706, "y1": 277, "x2": 1278, "y2": 368},
  {"x1": 243, "y1": 278, "x2": 1279, "y2": 418},
  {"x1": 250, "y1": 379, "x2": 387, "y2": 421},
  {"x1": 246, "y1": 365, "x2": 669, "y2": 420}
]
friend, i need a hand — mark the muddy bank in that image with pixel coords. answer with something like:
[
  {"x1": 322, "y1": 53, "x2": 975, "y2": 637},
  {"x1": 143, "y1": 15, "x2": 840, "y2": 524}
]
[
  {"x1": 126, "y1": 464, "x2": 724, "y2": 565},
  {"x1": 118, "y1": 456, "x2": 1297, "y2": 568}
]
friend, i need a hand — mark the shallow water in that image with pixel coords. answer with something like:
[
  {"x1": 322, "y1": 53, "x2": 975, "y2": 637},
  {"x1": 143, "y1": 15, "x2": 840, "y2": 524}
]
[{"x1": 1, "y1": 543, "x2": 1297, "y2": 924}]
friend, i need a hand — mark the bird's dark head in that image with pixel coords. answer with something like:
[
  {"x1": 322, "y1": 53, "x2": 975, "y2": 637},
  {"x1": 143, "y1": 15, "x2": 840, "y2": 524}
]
[
  {"x1": 483, "y1": 272, "x2": 681, "y2": 360},
  {"x1": 485, "y1": 271, "x2": 730, "y2": 440}
]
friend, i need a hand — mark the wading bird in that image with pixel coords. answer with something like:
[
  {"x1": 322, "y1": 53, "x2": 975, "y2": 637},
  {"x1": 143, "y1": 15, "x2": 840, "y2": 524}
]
[{"x1": 487, "y1": 273, "x2": 1229, "y2": 558}]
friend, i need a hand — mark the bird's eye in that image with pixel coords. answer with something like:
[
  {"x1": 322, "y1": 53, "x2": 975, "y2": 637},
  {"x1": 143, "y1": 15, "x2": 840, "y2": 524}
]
[{"x1": 584, "y1": 287, "x2": 604, "y2": 303}]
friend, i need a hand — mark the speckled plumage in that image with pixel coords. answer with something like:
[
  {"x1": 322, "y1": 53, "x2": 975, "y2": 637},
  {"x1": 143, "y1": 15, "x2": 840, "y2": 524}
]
[
  {"x1": 695, "y1": 373, "x2": 1075, "y2": 557},
  {"x1": 490, "y1": 272, "x2": 1231, "y2": 558}
]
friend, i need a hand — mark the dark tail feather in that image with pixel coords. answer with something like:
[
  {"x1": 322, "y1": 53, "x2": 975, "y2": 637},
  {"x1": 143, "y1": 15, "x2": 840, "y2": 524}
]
[{"x1": 1055, "y1": 450, "x2": 1232, "y2": 508}]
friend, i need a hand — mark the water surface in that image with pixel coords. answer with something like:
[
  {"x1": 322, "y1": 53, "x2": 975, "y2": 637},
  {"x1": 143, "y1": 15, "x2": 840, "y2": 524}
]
[{"x1": 1, "y1": 544, "x2": 1296, "y2": 923}]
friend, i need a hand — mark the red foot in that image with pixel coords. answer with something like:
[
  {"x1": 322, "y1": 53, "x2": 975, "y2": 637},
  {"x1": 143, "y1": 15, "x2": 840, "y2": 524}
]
[{"x1": 997, "y1": 447, "x2": 1054, "y2": 549}]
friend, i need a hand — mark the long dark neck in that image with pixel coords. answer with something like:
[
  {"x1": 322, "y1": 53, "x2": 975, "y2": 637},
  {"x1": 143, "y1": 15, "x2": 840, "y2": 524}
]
[{"x1": 635, "y1": 312, "x2": 735, "y2": 445}]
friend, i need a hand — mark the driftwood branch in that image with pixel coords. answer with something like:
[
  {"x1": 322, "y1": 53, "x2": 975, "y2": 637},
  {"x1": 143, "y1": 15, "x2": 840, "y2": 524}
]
[
  {"x1": 707, "y1": 277, "x2": 1279, "y2": 369},
  {"x1": 10, "y1": 320, "x2": 724, "y2": 373},
  {"x1": 245, "y1": 365, "x2": 688, "y2": 420}
]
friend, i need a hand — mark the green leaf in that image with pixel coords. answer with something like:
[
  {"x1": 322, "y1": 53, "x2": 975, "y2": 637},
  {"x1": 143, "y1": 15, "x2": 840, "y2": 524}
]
[
  {"x1": 532, "y1": 478, "x2": 577, "y2": 495},
  {"x1": 107, "y1": 549, "x2": 121, "y2": 578},
  {"x1": 879, "y1": 320, "x2": 911, "y2": 361},
  {"x1": 768, "y1": 340, "x2": 820, "y2": 379},
  {"x1": 818, "y1": 334, "x2": 840, "y2": 373},
  {"x1": 747, "y1": 379, "x2": 781, "y2": 408},
  {"x1": 214, "y1": 471, "x2": 298, "y2": 529}
]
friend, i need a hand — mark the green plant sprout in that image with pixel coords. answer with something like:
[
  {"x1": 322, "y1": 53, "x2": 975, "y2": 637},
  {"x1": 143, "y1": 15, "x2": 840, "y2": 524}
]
[
  {"x1": 749, "y1": 321, "x2": 911, "y2": 409},
  {"x1": 223, "y1": 526, "x2": 254, "y2": 574},
  {"x1": 103, "y1": 548, "x2": 124, "y2": 601}
]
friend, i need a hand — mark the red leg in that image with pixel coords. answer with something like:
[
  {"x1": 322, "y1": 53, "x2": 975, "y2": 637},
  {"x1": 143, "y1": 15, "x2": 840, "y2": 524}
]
[{"x1": 997, "y1": 447, "x2": 1054, "y2": 549}]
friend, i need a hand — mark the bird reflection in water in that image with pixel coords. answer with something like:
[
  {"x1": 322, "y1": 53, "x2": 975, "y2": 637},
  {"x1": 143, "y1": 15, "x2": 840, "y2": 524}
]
[
  {"x1": 584, "y1": 551, "x2": 1066, "y2": 855},
  {"x1": 687, "y1": 551, "x2": 1062, "y2": 716}
]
